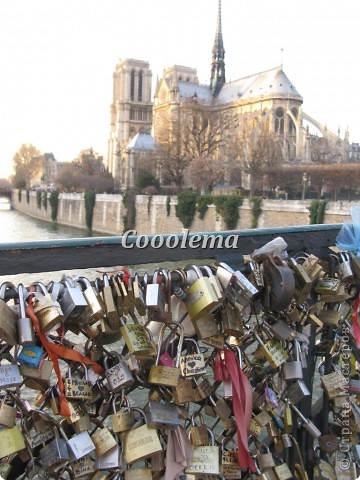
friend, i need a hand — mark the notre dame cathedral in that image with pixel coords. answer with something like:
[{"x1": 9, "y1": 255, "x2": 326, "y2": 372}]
[{"x1": 107, "y1": 1, "x2": 349, "y2": 191}]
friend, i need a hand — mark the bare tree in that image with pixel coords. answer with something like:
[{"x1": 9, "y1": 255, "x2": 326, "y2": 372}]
[
  {"x1": 155, "y1": 98, "x2": 232, "y2": 191},
  {"x1": 233, "y1": 116, "x2": 283, "y2": 196},
  {"x1": 12, "y1": 144, "x2": 42, "y2": 189},
  {"x1": 310, "y1": 137, "x2": 342, "y2": 164},
  {"x1": 73, "y1": 148, "x2": 105, "y2": 176}
]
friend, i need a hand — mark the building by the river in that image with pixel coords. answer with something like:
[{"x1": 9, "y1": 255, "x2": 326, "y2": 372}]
[{"x1": 107, "y1": 0, "x2": 349, "y2": 190}]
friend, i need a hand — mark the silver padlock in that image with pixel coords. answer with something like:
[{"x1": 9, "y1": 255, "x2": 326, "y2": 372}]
[
  {"x1": 104, "y1": 352, "x2": 134, "y2": 393},
  {"x1": 283, "y1": 340, "x2": 303, "y2": 381},
  {"x1": 337, "y1": 252, "x2": 354, "y2": 280},
  {"x1": 289, "y1": 401, "x2": 322, "y2": 438},
  {"x1": 60, "y1": 419, "x2": 96, "y2": 462},
  {"x1": 257, "y1": 444, "x2": 276, "y2": 470},
  {"x1": 17, "y1": 283, "x2": 36, "y2": 346},
  {"x1": 59, "y1": 277, "x2": 88, "y2": 324}
]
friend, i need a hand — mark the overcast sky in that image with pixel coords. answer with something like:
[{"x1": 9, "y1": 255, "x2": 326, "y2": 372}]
[{"x1": 0, "y1": 0, "x2": 358, "y2": 178}]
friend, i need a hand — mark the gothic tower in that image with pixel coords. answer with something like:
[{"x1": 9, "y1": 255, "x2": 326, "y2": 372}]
[
  {"x1": 210, "y1": 0, "x2": 226, "y2": 96},
  {"x1": 107, "y1": 59, "x2": 153, "y2": 187}
]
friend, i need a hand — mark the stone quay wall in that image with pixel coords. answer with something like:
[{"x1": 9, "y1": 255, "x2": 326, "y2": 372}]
[{"x1": 12, "y1": 191, "x2": 353, "y2": 236}]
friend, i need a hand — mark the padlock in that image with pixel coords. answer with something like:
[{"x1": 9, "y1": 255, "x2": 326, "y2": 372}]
[
  {"x1": 257, "y1": 444, "x2": 276, "y2": 470},
  {"x1": 320, "y1": 369, "x2": 348, "y2": 399},
  {"x1": 208, "y1": 393, "x2": 232, "y2": 422},
  {"x1": 349, "y1": 373, "x2": 360, "y2": 394},
  {"x1": 124, "y1": 459, "x2": 153, "y2": 480},
  {"x1": 148, "y1": 322, "x2": 184, "y2": 387},
  {"x1": 0, "y1": 394, "x2": 17, "y2": 428},
  {"x1": 64, "y1": 363, "x2": 93, "y2": 400},
  {"x1": 190, "y1": 310, "x2": 221, "y2": 340},
  {"x1": 94, "y1": 442, "x2": 122, "y2": 471},
  {"x1": 284, "y1": 379, "x2": 310, "y2": 404},
  {"x1": 58, "y1": 277, "x2": 88, "y2": 324},
  {"x1": 116, "y1": 273, "x2": 132, "y2": 316},
  {"x1": 0, "y1": 354, "x2": 23, "y2": 389},
  {"x1": 90, "y1": 419, "x2": 117, "y2": 457},
  {"x1": 122, "y1": 407, "x2": 163, "y2": 464},
  {"x1": 201, "y1": 265, "x2": 224, "y2": 301},
  {"x1": 260, "y1": 255, "x2": 295, "y2": 311},
  {"x1": 189, "y1": 410, "x2": 209, "y2": 446},
  {"x1": 39, "y1": 422, "x2": 70, "y2": 471},
  {"x1": 179, "y1": 337, "x2": 206, "y2": 377},
  {"x1": 76, "y1": 276, "x2": 106, "y2": 325},
  {"x1": 288, "y1": 401, "x2": 321, "y2": 438},
  {"x1": 273, "y1": 459, "x2": 293, "y2": 480},
  {"x1": 120, "y1": 317, "x2": 154, "y2": 356},
  {"x1": 18, "y1": 344, "x2": 44, "y2": 369},
  {"x1": 220, "y1": 437, "x2": 242, "y2": 479},
  {"x1": 283, "y1": 340, "x2": 303, "y2": 381},
  {"x1": 145, "y1": 399, "x2": 180, "y2": 429},
  {"x1": 216, "y1": 261, "x2": 257, "y2": 308},
  {"x1": 184, "y1": 264, "x2": 221, "y2": 321},
  {"x1": 172, "y1": 377, "x2": 196, "y2": 404},
  {"x1": 72, "y1": 454, "x2": 96, "y2": 479},
  {"x1": 185, "y1": 427, "x2": 220, "y2": 475},
  {"x1": 17, "y1": 283, "x2": 36, "y2": 346},
  {"x1": 220, "y1": 299, "x2": 245, "y2": 337},
  {"x1": 73, "y1": 412, "x2": 92, "y2": 433},
  {"x1": 145, "y1": 269, "x2": 168, "y2": 322},
  {"x1": 101, "y1": 273, "x2": 120, "y2": 329},
  {"x1": 31, "y1": 281, "x2": 64, "y2": 332},
  {"x1": 104, "y1": 352, "x2": 134, "y2": 392},
  {"x1": 0, "y1": 424, "x2": 26, "y2": 460},
  {"x1": 264, "y1": 316, "x2": 294, "y2": 341},
  {"x1": 59, "y1": 418, "x2": 96, "y2": 463},
  {"x1": 314, "y1": 276, "x2": 341, "y2": 296},
  {"x1": 132, "y1": 273, "x2": 147, "y2": 316},
  {"x1": 0, "y1": 281, "x2": 18, "y2": 346},
  {"x1": 337, "y1": 252, "x2": 354, "y2": 280},
  {"x1": 254, "y1": 326, "x2": 288, "y2": 369},
  {"x1": 288, "y1": 257, "x2": 312, "y2": 304},
  {"x1": 111, "y1": 392, "x2": 136, "y2": 433},
  {"x1": 334, "y1": 450, "x2": 357, "y2": 480}
]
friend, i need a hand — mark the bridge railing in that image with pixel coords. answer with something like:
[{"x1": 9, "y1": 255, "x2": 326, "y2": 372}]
[{"x1": 0, "y1": 223, "x2": 342, "y2": 275}]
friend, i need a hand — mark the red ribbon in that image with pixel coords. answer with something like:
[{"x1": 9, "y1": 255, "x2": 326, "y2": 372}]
[
  {"x1": 26, "y1": 302, "x2": 105, "y2": 417},
  {"x1": 352, "y1": 295, "x2": 360, "y2": 347},
  {"x1": 222, "y1": 348, "x2": 256, "y2": 472}
]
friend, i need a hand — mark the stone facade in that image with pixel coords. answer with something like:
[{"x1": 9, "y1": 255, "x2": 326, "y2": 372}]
[{"x1": 12, "y1": 191, "x2": 351, "y2": 237}]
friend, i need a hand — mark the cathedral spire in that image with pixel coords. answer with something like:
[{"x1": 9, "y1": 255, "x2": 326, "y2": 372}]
[{"x1": 210, "y1": 0, "x2": 225, "y2": 96}]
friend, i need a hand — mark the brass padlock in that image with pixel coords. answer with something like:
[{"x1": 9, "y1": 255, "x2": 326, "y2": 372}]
[
  {"x1": 0, "y1": 281, "x2": 19, "y2": 346},
  {"x1": 120, "y1": 317, "x2": 154, "y2": 356},
  {"x1": 289, "y1": 257, "x2": 312, "y2": 304},
  {"x1": 185, "y1": 427, "x2": 220, "y2": 475},
  {"x1": 31, "y1": 281, "x2": 64, "y2": 332},
  {"x1": 132, "y1": 273, "x2": 147, "y2": 316},
  {"x1": 111, "y1": 392, "x2": 135, "y2": 433},
  {"x1": 76, "y1": 276, "x2": 106, "y2": 325},
  {"x1": 184, "y1": 265, "x2": 221, "y2": 321},
  {"x1": 0, "y1": 394, "x2": 17, "y2": 428},
  {"x1": 189, "y1": 410, "x2": 208, "y2": 446},
  {"x1": 64, "y1": 363, "x2": 92, "y2": 400},
  {"x1": 148, "y1": 322, "x2": 184, "y2": 387},
  {"x1": 257, "y1": 443, "x2": 276, "y2": 470},
  {"x1": 91, "y1": 420, "x2": 117, "y2": 457},
  {"x1": 179, "y1": 337, "x2": 206, "y2": 377},
  {"x1": 101, "y1": 273, "x2": 120, "y2": 329},
  {"x1": 122, "y1": 408, "x2": 163, "y2": 464}
]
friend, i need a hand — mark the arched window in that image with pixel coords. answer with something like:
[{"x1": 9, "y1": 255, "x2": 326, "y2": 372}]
[
  {"x1": 275, "y1": 107, "x2": 284, "y2": 134},
  {"x1": 130, "y1": 70, "x2": 135, "y2": 101},
  {"x1": 138, "y1": 71, "x2": 143, "y2": 101}
]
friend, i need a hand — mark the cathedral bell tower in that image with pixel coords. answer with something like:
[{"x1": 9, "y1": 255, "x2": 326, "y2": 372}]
[
  {"x1": 107, "y1": 59, "x2": 153, "y2": 187},
  {"x1": 210, "y1": 0, "x2": 226, "y2": 96}
]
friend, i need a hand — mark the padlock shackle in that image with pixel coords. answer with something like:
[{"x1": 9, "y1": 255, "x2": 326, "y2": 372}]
[
  {"x1": 155, "y1": 322, "x2": 184, "y2": 367},
  {"x1": 0, "y1": 281, "x2": 16, "y2": 300},
  {"x1": 17, "y1": 283, "x2": 27, "y2": 319}
]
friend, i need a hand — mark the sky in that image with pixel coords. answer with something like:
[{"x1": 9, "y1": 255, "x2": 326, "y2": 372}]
[{"x1": 0, "y1": 0, "x2": 359, "y2": 179}]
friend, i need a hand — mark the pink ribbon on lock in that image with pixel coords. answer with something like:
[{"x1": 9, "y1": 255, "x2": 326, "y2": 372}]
[
  {"x1": 164, "y1": 425, "x2": 193, "y2": 480},
  {"x1": 215, "y1": 349, "x2": 256, "y2": 472}
]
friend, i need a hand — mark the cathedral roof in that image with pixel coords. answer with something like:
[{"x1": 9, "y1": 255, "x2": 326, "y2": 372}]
[
  {"x1": 217, "y1": 66, "x2": 302, "y2": 103},
  {"x1": 174, "y1": 66, "x2": 301, "y2": 105},
  {"x1": 127, "y1": 132, "x2": 154, "y2": 150},
  {"x1": 178, "y1": 82, "x2": 213, "y2": 102}
]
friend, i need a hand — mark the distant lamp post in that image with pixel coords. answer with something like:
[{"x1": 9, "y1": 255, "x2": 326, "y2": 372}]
[{"x1": 302, "y1": 173, "x2": 308, "y2": 200}]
